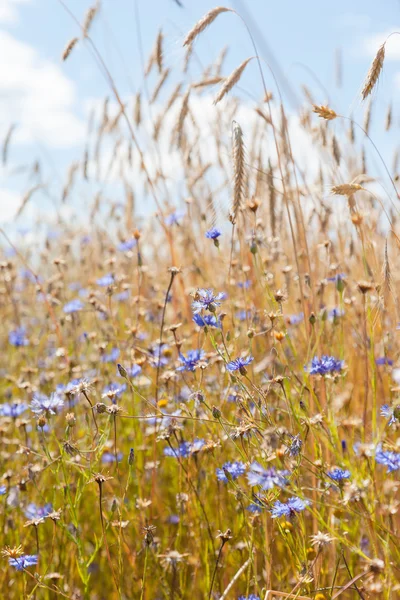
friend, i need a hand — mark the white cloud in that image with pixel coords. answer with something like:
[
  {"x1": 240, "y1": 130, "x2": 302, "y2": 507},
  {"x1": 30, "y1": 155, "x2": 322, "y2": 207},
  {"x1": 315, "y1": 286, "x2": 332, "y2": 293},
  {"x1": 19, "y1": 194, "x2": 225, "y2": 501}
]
[
  {"x1": 0, "y1": 0, "x2": 31, "y2": 23},
  {"x1": 362, "y1": 30, "x2": 400, "y2": 59},
  {"x1": 0, "y1": 31, "x2": 85, "y2": 148}
]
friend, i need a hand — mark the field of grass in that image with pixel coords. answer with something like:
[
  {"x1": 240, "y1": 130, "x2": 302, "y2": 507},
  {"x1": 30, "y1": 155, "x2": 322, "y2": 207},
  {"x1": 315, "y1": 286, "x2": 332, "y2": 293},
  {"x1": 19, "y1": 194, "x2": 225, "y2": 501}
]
[{"x1": 1, "y1": 4, "x2": 400, "y2": 599}]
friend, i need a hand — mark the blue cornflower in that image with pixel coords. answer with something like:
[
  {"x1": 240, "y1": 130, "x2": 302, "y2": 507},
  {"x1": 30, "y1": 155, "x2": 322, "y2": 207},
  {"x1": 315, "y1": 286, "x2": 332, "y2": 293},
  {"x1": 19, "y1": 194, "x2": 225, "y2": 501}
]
[
  {"x1": 286, "y1": 435, "x2": 302, "y2": 457},
  {"x1": 327, "y1": 273, "x2": 346, "y2": 284},
  {"x1": 381, "y1": 404, "x2": 400, "y2": 427},
  {"x1": 306, "y1": 355, "x2": 344, "y2": 375},
  {"x1": 165, "y1": 211, "x2": 184, "y2": 226},
  {"x1": 270, "y1": 496, "x2": 309, "y2": 518},
  {"x1": 235, "y1": 309, "x2": 252, "y2": 321},
  {"x1": 25, "y1": 503, "x2": 53, "y2": 520},
  {"x1": 164, "y1": 439, "x2": 205, "y2": 458},
  {"x1": 287, "y1": 312, "x2": 304, "y2": 326},
  {"x1": 192, "y1": 288, "x2": 226, "y2": 314},
  {"x1": 168, "y1": 514, "x2": 180, "y2": 524},
  {"x1": 118, "y1": 239, "x2": 136, "y2": 251},
  {"x1": 238, "y1": 595, "x2": 260, "y2": 600},
  {"x1": 237, "y1": 280, "x2": 251, "y2": 289},
  {"x1": 30, "y1": 393, "x2": 64, "y2": 415},
  {"x1": 0, "y1": 402, "x2": 28, "y2": 418},
  {"x1": 96, "y1": 273, "x2": 114, "y2": 286},
  {"x1": 205, "y1": 228, "x2": 221, "y2": 240},
  {"x1": 177, "y1": 349, "x2": 206, "y2": 372},
  {"x1": 375, "y1": 446, "x2": 400, "y2": 472},
  {"x1": 247, "y1": 462, "x2": 289, "y2": 490},
  {"x1": 9, "y1": 555, "x2": 38, "y2": 571},
  {"x1": 115, "y1": 290, "x2": 130, "y2": 302},
  {"x1": 376, "y1": 357, "x2": 394, "y2": 366},
  {"x1": 101, "y1": 348, "x2": 120, "y2": 363},
  {"x1": 193, "y1": 314, "x2": 221, "y2": 328},
  {"x1": 216, "y1": 461, "x2": 246, "y2": 483},
  {"x1": 328, "y1": 308, "x2": 345, "y2": 321},
  {"x1": 227, "y1": 355, "x2": 254, "y2": 375},
  {"x1": 127, "y1": 364, "x2": 142, "y2": 377},
  {"x1": 63, "y1": 299, "x2": 84, "y2": 314},
  {"x1": 148, "y1": 343, "x2": 170, "y2": 368},
  {"x1": 327, "y1": 468, "x2": 351, "y2": 483},
  {"x1": 102, "y1": 452, "x2": 123, "y2": 464},
  {"x1": 9, "y1": 327, "x2": 29, "y2": 347},
  {"x1": 246, "y1": 495, "x2": 265, "y2": 513},
  {"x1": 0, "y1": 485, "x2": 6, "y2": 495}
]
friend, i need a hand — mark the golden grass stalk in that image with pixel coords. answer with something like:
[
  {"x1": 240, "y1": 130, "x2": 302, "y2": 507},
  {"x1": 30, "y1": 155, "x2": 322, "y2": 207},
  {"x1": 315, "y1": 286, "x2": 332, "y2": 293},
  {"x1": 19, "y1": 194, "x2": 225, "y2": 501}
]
[
  {"x1": 364, "y1": 99, "x2": 372, "y2": 134},
  {"x1": 331, "y1": 183, "x2": 363, "y2": 196},
  {"x1": 231, "y1": 121, "x2": 245, "y2": 224},
  {"x1": 332, "y1": 135, "x2": 341, "y2": 166},
  {"x1": 312, "y1": 105, "x2": 337, "y2": 120},
  {"x1": 62, "y1": 37, "x2": 79, "y2": 61},
  {"x1": 16, "y1": 184, "x2": 44, "y2": 219},
  {"x1": 385, "y1": 103, "x2": 392, "y2": 131},
  {"x1": 255, "y1": 107, "x2": 272, "y2": 125},
  {"x1": 176, "y1": 89, "x2": 190, "y2": 148},
  {"x1": 214, "y1": 58, "x2": 252, "y2": 105},
  {"x1": 83, "y1": 2, "x2": 99, "y2": 37},
  {"x1": 134, "y1": 93, "x2": 141, "y2": 127},
  {"x1": 361, "y1": 43, "x2": 385, "y2": 100},
  {"x1": 183, "y1": 7, "x2": 230, "y2": 47},
  {"x1": 155, "y1": 29, "x2": 163, "y2": 73},
  {"x1": 150, "y1": 69, "x2": 170, "y2": 104},
  {"x1": 192, "y1": 77, "x2": 223, "y2": 89},
  {"x1": 2, "y1": 124, "x2": 16, "y2": 166}
]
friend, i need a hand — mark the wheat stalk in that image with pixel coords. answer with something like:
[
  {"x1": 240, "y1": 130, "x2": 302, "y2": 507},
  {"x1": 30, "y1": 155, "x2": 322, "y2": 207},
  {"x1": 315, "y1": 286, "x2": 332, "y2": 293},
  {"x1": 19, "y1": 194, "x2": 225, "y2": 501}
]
[
  {"x1": 312, "y1": 104, "x2": 337, "y2": 120},
  {"x1": 2, "y1": 124, "x2": 16, "y2": 166},
  {"x1": 231, "y1": 121, "x2": 245, "y2": 224},
  {"x1": 155, "y1": 29, "x2": 163, "y2": 73},
  {"x1": 361, "y1": 43, "x2": 385, "y2": 100},
  {"x1": 332, "y1": 134, "x2": 341, "y2": 166},
  {"x1": 150, "y1": 69, "x2": 170, "y2": 104},
  {"x1": 176, "y1": 89, "x2": 190, "y2": 148},
  {"x1": 331, "y1": 183, "x2": 363, "y2": 196},
  {"x1": 192, "y1": 77, "x2": 223, "y2": 89},
  {"x1": 214, "y1": 58, "x2": 252, "y2": 105},
  {"x1": 183, "y1": 7, "x2": 230, "y2": 47},
  {"x1": 83, "y1": 2, "x2": 99, "y2": 37},
  {"x1": 62, "y1": 37, "x2": 79, "y2": 61}
]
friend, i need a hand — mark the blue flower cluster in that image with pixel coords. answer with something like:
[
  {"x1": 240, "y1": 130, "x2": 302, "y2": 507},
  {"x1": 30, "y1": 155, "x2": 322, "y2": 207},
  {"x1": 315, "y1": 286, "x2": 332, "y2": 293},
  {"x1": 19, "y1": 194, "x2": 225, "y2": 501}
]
[
  {"x1": 375, "y1": 446, "x2": 400, "y2": 472},
  {"x1": 177, "y1": 349, "x2": 206, "y2": 372},
  {"x1": 192, "y1": 288, "x2": 225, "y2": 314},
  {"x1": 270, "y1": 496, "x2": 309, "y2": 518},
  {"x1": 63, "y1": 299, "x2": 84, "y2": 314},
  {"x1": 306, "y1": 355, "x2": 344, "y2": 375},
  {"x1": 247, "y1": 462, "x2": 289, "y2": 490},
  {"x1": 227, "y1": 355, "x2": 254, "y2": 373},
  {"x1": 164, "y1": 439, "x2": 205, "y2": 458},
  {"x1": 381, "y1": 404, "x2": 400, "y2": 427},
  {"x1": 216, "y1": 461, "x2": 246, "y2": 483},
  {"x1": 193, "y1": 314, "x2": 221, "y2": 328},
  {"x1": 9, "y1": 327, "x2": 29, "y2": 347},
  {"x1": 327, "y1": 468, "x2": 351, "y2": 482},
  {"x1": 9, "y1": 555, "x2": 38, "y2": 571},
  {"x1": 30, "y1": 393, "x2": 64, "y2": 416}
]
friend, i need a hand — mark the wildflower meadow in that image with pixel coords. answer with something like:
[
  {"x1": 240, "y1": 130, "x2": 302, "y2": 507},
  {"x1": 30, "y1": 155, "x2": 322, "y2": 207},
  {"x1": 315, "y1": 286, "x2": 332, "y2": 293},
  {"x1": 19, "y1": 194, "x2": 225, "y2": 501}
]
[{"x1": 1, "y1": 2, "x2": 400, "y2": 599}]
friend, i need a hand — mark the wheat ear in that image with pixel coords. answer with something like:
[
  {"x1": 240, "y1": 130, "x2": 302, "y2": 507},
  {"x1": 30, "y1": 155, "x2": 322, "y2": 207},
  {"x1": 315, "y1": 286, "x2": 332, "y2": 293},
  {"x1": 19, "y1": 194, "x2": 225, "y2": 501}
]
[
  {"x1": 361, "y1": 44, "x2": 385, "y2": 100},
  {"x1": 231, "y1": 121, "x2": 245, "y2": 224},
  {"x1": 183, "y1": 7, "x2": 230, "y2": 46},
  {"x1": 214, "y1": 58, "x2": 252, "y2": 105}
]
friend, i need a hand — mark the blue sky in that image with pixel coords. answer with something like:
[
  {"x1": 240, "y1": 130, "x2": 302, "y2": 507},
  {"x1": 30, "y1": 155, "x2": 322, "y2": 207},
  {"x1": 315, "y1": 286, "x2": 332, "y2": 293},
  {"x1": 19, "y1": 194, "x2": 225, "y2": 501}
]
[{"x1": 1, "y1": 0, "x2": 400, "y2": 225}]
